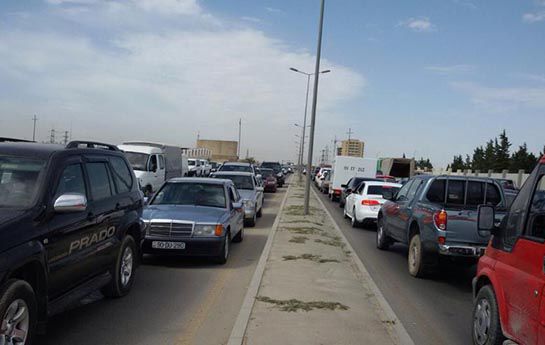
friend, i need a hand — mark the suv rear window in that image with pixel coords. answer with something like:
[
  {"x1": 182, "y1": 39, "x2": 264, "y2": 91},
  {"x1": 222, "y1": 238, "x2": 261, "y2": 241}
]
[
  {"x1": 86, "y1": 162, "x2": 113, "y2": 200},
  {"x1": 110, "y1": 157, "x2": 133, "y2": 193},
  {"x1": 426, "y1": 179, "x2": 445, "y2": 203}
]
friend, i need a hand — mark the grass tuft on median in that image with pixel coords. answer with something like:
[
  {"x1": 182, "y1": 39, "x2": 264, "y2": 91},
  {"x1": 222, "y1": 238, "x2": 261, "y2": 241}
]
[{"x1": 256, "y1": 296, "x2": 349, "y2": 312}]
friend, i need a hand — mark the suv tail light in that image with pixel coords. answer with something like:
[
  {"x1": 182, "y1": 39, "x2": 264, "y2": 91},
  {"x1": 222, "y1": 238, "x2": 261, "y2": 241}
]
[
  {"x1": 434, "y1": 210, "x2": 448, "y2": 231},
  {"x1": 362, "y1": 199, "x2": 380, "y2": 206}
]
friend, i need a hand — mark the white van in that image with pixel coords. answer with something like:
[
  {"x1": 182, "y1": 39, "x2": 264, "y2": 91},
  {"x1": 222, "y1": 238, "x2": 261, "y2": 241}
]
[
  {"x1": 188, "y1": 158, "x2": 202, "y2": 177},
  {"x1": 328, "y1": 156, "x2": 378, "y2": 201},
  {"x1": 119, "y1": 142, "x2": 184, "y2": 195}
]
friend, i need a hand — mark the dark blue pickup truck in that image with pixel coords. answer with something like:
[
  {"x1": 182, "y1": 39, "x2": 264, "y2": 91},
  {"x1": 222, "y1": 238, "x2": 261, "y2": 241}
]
[{"x1": 376, "y1": 175, "x2": 507, "y2": 278}]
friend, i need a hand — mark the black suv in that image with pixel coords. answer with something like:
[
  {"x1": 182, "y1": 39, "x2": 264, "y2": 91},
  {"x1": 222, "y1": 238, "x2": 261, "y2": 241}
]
[
  {"x1": 260, "y1": 162, "x2": 284, "y2": 187},
  {"x1": 0, "y1": 140, "x2": 144, "y2": 344}
]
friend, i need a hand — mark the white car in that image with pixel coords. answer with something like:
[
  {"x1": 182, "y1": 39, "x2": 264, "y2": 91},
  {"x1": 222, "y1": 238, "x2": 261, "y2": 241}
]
[
  {"x1": 188, "y1": 158, "x2": 202, "y2": 176},
  {"x1": 315, "y1": 167, "x2": 331, "y2": 186},
  {"x1": 200, "y1": 159, "x2": 211, "y2": 176},
  {"x1": 344, "y1": 181, "x2": 402, "y2": 227}
]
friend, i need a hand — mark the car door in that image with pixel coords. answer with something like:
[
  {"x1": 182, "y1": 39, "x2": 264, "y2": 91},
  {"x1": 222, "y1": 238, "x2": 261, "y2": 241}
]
[
  {"x1": 46, "y1": 159, "x2": 98, "y2": 299},
  {"x1": 385, "y1": 180, "x2": 413, "y2": 241},
  {"x1": 493, "y1": 168, "x2": 545, "y2": 345},
  {"x1": 84, "y1": 158, "x2": 123, "y2": 275},
  {"x1": 388, "y1": 180, "x2": 423, "y2": 242},
  {"x1": 346, "y1": 182, "x2": 361, "y2": 213}
]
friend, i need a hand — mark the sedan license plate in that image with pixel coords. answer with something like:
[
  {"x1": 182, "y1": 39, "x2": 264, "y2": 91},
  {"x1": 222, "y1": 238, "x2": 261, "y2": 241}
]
[{"x1": 152, "y1": 241, "x2": 186, "y2": 250}]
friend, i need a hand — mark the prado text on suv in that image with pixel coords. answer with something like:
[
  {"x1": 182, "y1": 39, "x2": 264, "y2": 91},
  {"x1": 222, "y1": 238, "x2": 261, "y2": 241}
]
[{"x1": 0, "y1": 140, "x2": 144, "y2": 344}]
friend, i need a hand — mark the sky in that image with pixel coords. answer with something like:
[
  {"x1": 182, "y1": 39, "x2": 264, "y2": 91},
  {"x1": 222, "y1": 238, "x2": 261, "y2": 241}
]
[{"x1": 1, "y1": 0, "x2": 544, "y2": 168}]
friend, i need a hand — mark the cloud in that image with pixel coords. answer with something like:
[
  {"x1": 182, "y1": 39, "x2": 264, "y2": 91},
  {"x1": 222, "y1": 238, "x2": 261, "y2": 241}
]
[
  {"x1": 513, "y1": 73, "x2": 545, "y2": 83},
  {"x1": 265, "y1": 7, "x2": 284, "y2": 14},
  {"x1": 452, "y1": 0, "x2": 477, "y2": 10},
  {"x1": 522, "y1": 11, "x2": 545, "y2": 23},
  {"x1": 451, "y1": 81, "x2": 545, "y2": 111},
  {"x1": 398, "y1": 17, "x2": 435, "y2": 32},
  {"x1": 0, "y1": 1, "x2": 364, "y2": 161},
  {"x1": 425, "y1": 64, "x2": 475, "y2": 75},
  {"x1": 241, "y1": 16, "x2": 262, "y2": 24}
]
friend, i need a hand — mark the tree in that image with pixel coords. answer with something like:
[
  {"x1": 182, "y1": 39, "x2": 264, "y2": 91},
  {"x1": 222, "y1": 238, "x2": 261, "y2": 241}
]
[
  {"x1": 483, "y1": 140, "x2": 496, "y2": 172},
  {"x1": 464, "y1": 155, "x2": 472, "y2": 170},
  {"x1": 416, "y1": 157, "x2": 433, "y2": 171},
  {"x1": 494, "y1": 130, "x2": 511, "y2": 172},
  {"x1": 510, "y1": 143, "x2": 538, "y2": 173},
  {"x1": 472, "y1": 146, "x2": 485, "y2": 171},
  {"x1": 450, "y1": 155, "x2": 466, "y2": 171}
]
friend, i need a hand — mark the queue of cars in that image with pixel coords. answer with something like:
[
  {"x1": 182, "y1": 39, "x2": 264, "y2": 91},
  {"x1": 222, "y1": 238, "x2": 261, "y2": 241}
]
[
  {"x1": 323, "y1": 159, "x2": 545, "y2": 345},
  {"x1": 0, "y1": 138, "x2": 288, "y2": 344}
]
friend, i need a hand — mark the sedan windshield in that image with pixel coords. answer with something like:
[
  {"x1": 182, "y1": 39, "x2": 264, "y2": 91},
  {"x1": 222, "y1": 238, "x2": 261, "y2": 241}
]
[
  {"x1": 151, "y1": 183, "x2": 226, "y2": 208},
  {"x1": 260, "y1": 169, "x2": 274, "y2": 178},
  {"x1": 0, "y1": 156, "x2": 45, "y2": 208},
  {"x1": 124, "y1": 152, "x2": 149, "y2": 171},
  {"x1": 219, "y1": 165, "x2": 252, "y2": 173},
  {"x1": 214, "y1": 175, "x2": 254, "y2": 190}
]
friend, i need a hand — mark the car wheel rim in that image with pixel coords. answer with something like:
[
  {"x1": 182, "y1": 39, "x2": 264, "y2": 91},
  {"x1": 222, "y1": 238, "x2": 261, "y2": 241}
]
[
  {"x1": 409, "y1": 240, "x2": 418, "y2": 269},
  {"x1": 473, "y1": 298, "x2": 491, "y2": 345},
  {"x1": 1, "y1": 299, "x2": 29, "y2": 345},
  {"x1": 378, "y1": 225, "x2": 383, "y2": 242},
  {"x1": 224, "y1": 236, "x2": 229, "y2": 259},
  {"x1": 120, "y1": 246, "x2": 134, "y2": 287}
]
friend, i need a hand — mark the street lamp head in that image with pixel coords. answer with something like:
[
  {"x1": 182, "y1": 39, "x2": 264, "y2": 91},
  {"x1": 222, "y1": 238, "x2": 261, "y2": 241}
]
[
  {"x1": 321, "y1": 69, "x2": 331, "y2": 74},
  {"x1": 289, "y1": 67, "x2": 299, "y2": 72}
]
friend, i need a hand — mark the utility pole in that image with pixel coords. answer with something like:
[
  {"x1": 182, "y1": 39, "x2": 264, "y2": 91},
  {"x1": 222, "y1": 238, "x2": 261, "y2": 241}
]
[
  {"x1": 304, "y1": 0, "x2": 326, "y2": 215},
  {"x1": 332, "y1": 136, "x2": 338, "y2": 162},
  {"x1": 32, "y1": 115, "x2": 38, "y2": 142},
  {"x1": 347, "y1": 128, "x2": 354, "y2": 141},
  {"x1": 63, "y1": 131, "x2": 69, "y2": 145},
  {"x1": 238, "y1": 118, "x2": 242, "y2": 159},
  {"x1": 49, "y1": 129, "x2": 55, "y2": 144}
]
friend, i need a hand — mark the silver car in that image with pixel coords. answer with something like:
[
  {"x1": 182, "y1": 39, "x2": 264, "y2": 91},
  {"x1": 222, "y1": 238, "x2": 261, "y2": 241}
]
[
  {"x1": 212, "y1": 172, "x2": 264, "y2": 227},
  {"x1": 142, "y1": 178, "x2": 244, "y2": 264}
]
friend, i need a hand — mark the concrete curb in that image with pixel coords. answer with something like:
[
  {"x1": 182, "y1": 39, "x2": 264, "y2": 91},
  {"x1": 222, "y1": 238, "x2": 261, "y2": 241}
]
[
  {"x1": 226, "y1": 182, "x2": 292, "y2": 345},
  {"x1": 312, "y1": 187, "x2": 415, "y2": 345}
]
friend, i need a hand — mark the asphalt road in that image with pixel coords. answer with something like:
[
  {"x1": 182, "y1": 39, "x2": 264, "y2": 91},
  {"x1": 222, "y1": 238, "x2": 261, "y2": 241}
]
[
  {"x1": 36, "y1": 184, "x2": 287, "y2": 345},
  {"x1": 314, "y1": 186, "x2": 476, "y2": 345}
]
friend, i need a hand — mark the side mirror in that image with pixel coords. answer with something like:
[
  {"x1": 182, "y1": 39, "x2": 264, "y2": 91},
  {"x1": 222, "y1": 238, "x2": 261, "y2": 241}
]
[
  {"x1": 478, "y1": 205, "x2": 496, "y2": 232},
  {"x1": 256, "y1": 187, "x2": 264, "y2": 192},
  {"x1": 346, "y1": 188, "x2": 352, "y2": 194},
  {"x1": 341, "y1": 184, "x2": 347, "y2": 188},
  {"x1": 232, "y1": 201, "x2": 243, "y2": 210},
  {"x1": 54, "y1": 193, "x2": 87, "y2": 213}
]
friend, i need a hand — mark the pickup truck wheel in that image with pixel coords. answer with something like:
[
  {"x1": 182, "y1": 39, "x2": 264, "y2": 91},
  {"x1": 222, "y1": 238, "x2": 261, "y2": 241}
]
[
  {"x1": 408, "y1": 234, "x2": 433, "y2": 278},
  {"x1": 376, "y1": 218, "x2": 392, "y2": 250},
  {"x1": 214, "y1": 233, "x2": 230, "y2": 265},
  {"x1": 102, "y1": 235, "x2": 137, "y2": 298},
  {"x1": 473, "y1": 285, "x2": 505, "y2": 345},
  {"x1": 0, "y1": 280, "x2": 37, "y2": 345}
]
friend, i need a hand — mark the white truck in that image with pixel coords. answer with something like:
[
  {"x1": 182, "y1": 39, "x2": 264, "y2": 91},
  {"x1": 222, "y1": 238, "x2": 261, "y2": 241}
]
[
  {"x1": 188, "y1": 158, "x2": 202, "y2": 177},
  {"x1": 328, "y1": 156, "x2": 378, "y2": 201},
  {"x1": 119, "y1": 142, "x2": 186, "y2": 195}
]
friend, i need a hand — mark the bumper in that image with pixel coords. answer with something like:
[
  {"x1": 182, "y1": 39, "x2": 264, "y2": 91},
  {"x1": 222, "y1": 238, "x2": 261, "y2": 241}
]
[
  {"x1": 244, "y1": 208, "x2": 256, "y2": 219},
  {"x1": 438, "y1": 243, "x2": 486, "y2": 257},
  {"x1": 264, "y1": 184, "x2": 277, "y2": 192},
  {"x1": 142, "y1": 236, "x2": 223, "y2": 257},
  {"x1": 356, "y1": 206, "x2": 380, "y2": 222}
]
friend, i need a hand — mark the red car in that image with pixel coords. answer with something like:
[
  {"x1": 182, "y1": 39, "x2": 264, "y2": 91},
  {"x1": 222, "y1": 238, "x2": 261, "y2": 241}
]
[
  {"x1": 473, "y1": 155, "x2": 545, "y2": 345},
  {"x1": 260, "y1": 168, "x2": 277, "y2": 193}
]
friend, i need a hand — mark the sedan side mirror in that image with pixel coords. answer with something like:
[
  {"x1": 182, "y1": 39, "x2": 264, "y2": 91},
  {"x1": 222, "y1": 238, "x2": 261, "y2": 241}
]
[
  {"x1": 256, "y1": 187, "x2": 264, "y2": 192},
  {"x1": 54, "y1": 193, "x2": 87, "y2": 213},
  {"x1": 341, "y1": 184, "x2": 347, "y2": 188},
  {"x1": 232, "y1": 201, "x2": 243, "y2": 211},
  {"x1": 383, "y1": 190, "x2": 394, "y2": 201},
  {"x1": 478, "y1": 205, "x2": 496, "y2": 232}
]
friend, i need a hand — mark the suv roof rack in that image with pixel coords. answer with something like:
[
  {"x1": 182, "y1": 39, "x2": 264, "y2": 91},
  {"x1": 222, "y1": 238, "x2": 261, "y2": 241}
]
[
  {"x1": 0, "y1": 137, "x2": 34, "y2": 143},
  {"x1": 66, "y1": 141, "x2": 119, "y2": 151}
]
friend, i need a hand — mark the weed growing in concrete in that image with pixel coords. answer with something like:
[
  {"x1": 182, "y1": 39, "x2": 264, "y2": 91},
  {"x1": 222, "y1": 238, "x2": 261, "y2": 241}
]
[
  {"x1": 256, "y1": 296, "x2": 349, "y2": 312},
  {"x1": 284, "y1": 205, "x2": 320, "y2": 216},
  {"x1": 289, "y1": 236, "x2": 309, "y2": 244},
  {"x1": 284, "y1": 226, "x2": 322, "y2": 235},
  {"x1": 281, "y1": 254, "x2": 340, "y2": 263},
  {"x1": 315, "y1": 238, "x2": 345, "y2": 248},
  {"x1": 281, "y1": 220, "x2": 324, "y2": 226}
]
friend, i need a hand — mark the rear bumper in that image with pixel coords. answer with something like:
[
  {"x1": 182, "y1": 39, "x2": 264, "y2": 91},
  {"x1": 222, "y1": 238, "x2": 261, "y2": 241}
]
[
  {"x1": 142, "y1": 236, "x2": 223, "y2": 257},
  {"x1": 264, "y1": 184, "x2": 277, "y2": 192},
  {"x1": 438, "y1": 243, "x2": 486, "y2": 257}
]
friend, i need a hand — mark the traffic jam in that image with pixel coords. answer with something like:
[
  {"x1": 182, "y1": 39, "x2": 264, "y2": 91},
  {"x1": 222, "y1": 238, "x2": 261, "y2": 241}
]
[
  {"x1": 312, "y1": 155, "x2": 545, "y2": 345},
  {"x1": 0, "y1": 139, "x2": 292, "y2": 345}
]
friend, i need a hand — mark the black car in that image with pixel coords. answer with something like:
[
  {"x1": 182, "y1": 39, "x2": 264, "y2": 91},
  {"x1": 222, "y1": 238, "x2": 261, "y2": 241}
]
[
  {"x1": 261, "y1": 162, "x2": 284, "y2": 187},
  {"x1": 339, "y1": 177, "x2": 381, "y2": 207},
  {"x1": 0, "y1": 141, "x2": 144, "y2": 343}
]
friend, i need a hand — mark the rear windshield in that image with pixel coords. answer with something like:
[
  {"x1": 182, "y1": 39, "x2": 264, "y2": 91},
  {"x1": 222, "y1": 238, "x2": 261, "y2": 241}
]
[
  {"x1": 0, "y1": 156, "x2": 46, "y2": 208},
  {"x1": 151, "y1": 182, "x2": 226, "y2": 208},
  {"x1": 425, "y1": 179, "x2": 502, "y2": 207},
  {"x1": 260, "y1": 169, "x2": 274, "y2": 178},
  {"x1": 124, "y1": 151, "x2": 149, "y2": 171},
  {"x1": 219, "y1": 165, "x2": 252, "y2": 173},
  {"x1": 367, "y1": 185, "x2": 400, "y2": 197},
  {"x1": 214, "y1": 174, "x2": 254, "y2": 190}
]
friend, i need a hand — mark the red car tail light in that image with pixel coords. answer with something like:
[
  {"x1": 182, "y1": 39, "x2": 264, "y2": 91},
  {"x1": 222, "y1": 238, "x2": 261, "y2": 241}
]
[
  {"x1": 362, "y1": 199, "x2": 380, "y2": 206},
  {"x1": 434, "y1": 209, "x2": 448, "y2": 231}
]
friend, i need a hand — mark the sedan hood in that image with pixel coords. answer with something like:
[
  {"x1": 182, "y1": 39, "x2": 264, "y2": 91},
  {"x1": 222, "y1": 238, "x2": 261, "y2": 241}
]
[
  {"x1": 143, "y1": 205, "x2": 226, "y2": 223},
  {"x1": 238, "y1": 189, "x2": 256, "y2": 201},
  {"x1": 0, "y1": 209, "x2": 26, "y2": 227}
]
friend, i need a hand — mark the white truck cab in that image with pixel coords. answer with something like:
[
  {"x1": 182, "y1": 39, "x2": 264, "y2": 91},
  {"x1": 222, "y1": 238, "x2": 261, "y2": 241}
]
[{"x1": 119, "y1": 144, "x2": 165, "y2": 195}]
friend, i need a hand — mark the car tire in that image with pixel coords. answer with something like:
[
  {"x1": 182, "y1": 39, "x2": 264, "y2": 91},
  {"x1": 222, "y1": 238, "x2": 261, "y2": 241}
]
[
  {"x1": 351, "y1": 207, "x2": 361, "y2": 228},
  {"x1": 407, "y1": 233, "x2": 433, "y2": 278},
  {"x1": 233, "y1": 227, "x2": 244, "y2": 243},
  {"x1": 472, "y1": 285, "x2": 505, "y2": 345},
  {"x1": 0, "y1": 279, "x2": 37, "y2": 345},
  {"x1": 245, "y1": 213, "x2": 256, "y2": 227},
  {"x1": 102, "y1": 235, "x2": 137, "y2": 298},
  {"x1": 214, "y1": 232, "x2": 230, "y2": 265},
  {"x1": 257, "y1": 207, "x2": 263, "y2": 218},
  {"x1": 376, "y1": 217, "x2": 393, "y2": 250},
  {"x1": 339, "y1": 200, "x2": 345, "y2": 208}
]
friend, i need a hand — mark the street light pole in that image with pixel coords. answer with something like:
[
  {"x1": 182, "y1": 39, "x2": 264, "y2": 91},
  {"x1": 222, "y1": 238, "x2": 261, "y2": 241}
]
[{"x1": 304, "y1": 0, "x2": 326, "y2": 215}]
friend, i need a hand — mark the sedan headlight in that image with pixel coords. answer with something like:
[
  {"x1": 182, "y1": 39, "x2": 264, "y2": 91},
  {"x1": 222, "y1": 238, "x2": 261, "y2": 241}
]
[
  {"x1": 194, "y1": 224, "x2": 223, "y2": 237},
  {"x1": 243, "y1": 200, "x2": 254, "y2": 209}
]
